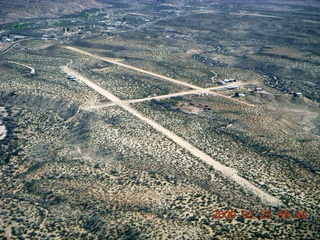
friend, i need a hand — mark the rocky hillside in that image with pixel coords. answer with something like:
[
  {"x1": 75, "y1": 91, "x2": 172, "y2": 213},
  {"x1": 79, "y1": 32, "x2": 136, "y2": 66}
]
[{"x1": 0, "y1": 0, "x2": 110, "y2": 23}]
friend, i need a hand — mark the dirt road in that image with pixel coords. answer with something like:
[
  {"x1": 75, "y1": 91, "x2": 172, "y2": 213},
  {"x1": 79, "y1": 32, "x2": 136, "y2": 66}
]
[
  {"x1": 64, "y1": 46, "x2": 254, "y2": 108},
  {"x1": 82, "y1": 82, "x2": 254, "y2": 110},
  {"x1": 80, "y1": 89, "x2": 215, "y2": 110},
  {"x1": 64, "y1": 46, "x2": 202, "y2": 90},
  {"x1": 61, "y1": 66, "x2": 282, "y2": 206},
  {"x1": 8, "y1": 61, "x2": 35, "y2": 74}
]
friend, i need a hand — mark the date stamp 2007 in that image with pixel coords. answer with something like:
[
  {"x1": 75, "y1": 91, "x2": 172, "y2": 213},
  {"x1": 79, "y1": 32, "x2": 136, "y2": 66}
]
[{"x1": 212, "y1": 209, "x2": 309, "y2": 220}]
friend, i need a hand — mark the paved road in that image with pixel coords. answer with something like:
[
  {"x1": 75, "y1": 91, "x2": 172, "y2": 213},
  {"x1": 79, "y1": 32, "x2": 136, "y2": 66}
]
[
  {"x1": 61, "y1": 66, "x2": 283, "y2": 206},
  {"x1": 0, "y1": 41, "x2": 20, "y2": 55},
  {"x1": 0, "y1": 37, "x2": 37, "y2": 55}
]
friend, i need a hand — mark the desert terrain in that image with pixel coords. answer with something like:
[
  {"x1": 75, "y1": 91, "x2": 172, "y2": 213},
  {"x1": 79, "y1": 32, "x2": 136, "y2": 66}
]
[{"x1": 0, "y1": 0, "x2": 319, "y2": 239}]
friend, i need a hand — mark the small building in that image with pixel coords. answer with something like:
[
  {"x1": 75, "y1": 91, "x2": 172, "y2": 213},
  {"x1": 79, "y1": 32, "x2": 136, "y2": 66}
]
[
  {"x1": 291, "y1": 91, "x2": 302, "y2": 97},
  {"x1": 227, "y1": 86, "x2": 240, "y2": 90},
  {"x1": 218, "y1": 81, "x2": 227, "y2": 85},
  {"x1": 235, "y1": 92, "x2": 245, "y2": 97},
  {"x1": 13, "y1": 35, "x2": 25, "y2": 41},
  {"x1": 255, "y1": 87, "x2": 263, "y2": 91},
  {"x1": 223, "y1": 78, "x2": 237, "y2": 83},
  {"x1": 228, "y1": 78, "x2": 236, "y2": 82},
  {"x1": 2, "y1": 37, "x2": 11, "y2": 42},
  {"x1": 67, "y1": 75, "x2": 78, "y2": 81}
]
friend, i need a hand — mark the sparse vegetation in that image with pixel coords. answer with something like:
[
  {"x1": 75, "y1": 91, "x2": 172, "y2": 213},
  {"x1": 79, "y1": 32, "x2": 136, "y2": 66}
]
[{"x1": 0, "y1": 0, "x2": 319, "y2": 239}]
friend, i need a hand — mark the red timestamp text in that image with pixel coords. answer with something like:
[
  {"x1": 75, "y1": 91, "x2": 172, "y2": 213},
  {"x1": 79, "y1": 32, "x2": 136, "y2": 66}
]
[{"x1": 212, "y1": 209, "x2": 308, "y2": 220}]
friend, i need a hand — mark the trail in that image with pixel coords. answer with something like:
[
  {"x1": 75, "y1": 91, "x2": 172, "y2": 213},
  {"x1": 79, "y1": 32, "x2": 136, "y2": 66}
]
[
  {"x1": 8, "y1": 61, "x2": 35, "y2": 74},
  {"x1": 61, "y1": 66, "x2": 283, "y2": 206}
]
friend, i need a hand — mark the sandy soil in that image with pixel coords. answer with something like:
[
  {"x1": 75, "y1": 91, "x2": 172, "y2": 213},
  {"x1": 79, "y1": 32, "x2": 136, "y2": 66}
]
[
  {"x1": 0, "y1": 107, "x2": 8, "y2": 140},
  {"x1": 186, "y1": 48, "x2": 203, "y2": 55},
  {"x1": 0, "y1": 42, "x2": 11, "y2": 51},
  {"x1": 0, "y1": 125, "x2": 7, "y2": 140},
  {"x1": 92, "y1": 67, "x2": 114, "y2": 73}
]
